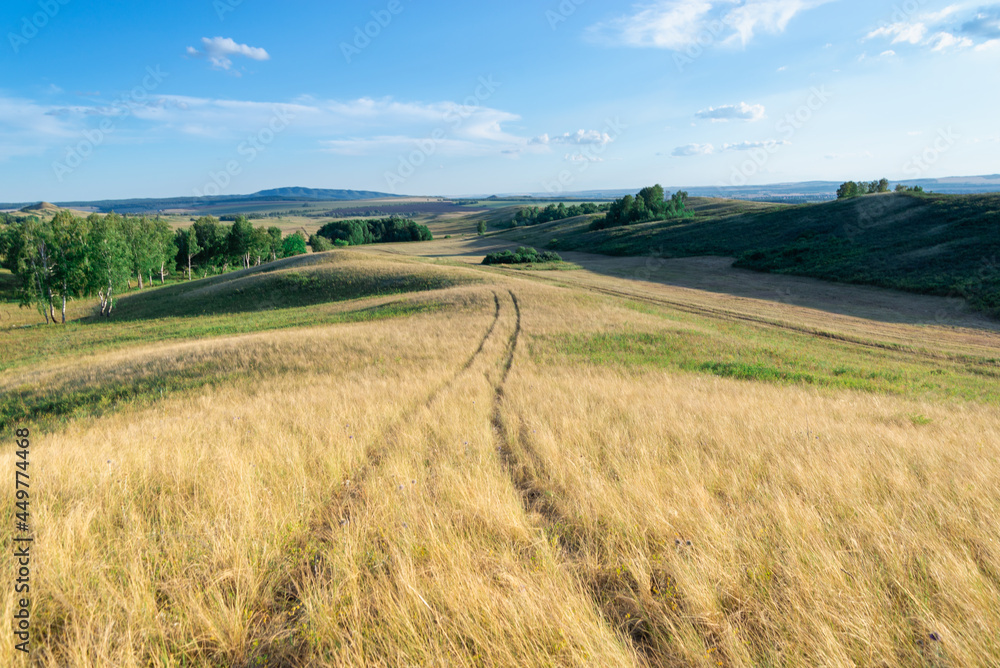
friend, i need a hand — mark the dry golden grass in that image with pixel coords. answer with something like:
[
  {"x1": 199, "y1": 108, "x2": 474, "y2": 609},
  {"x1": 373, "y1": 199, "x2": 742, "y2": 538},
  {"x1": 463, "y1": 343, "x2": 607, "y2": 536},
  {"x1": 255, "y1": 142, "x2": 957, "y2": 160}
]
[{"x1": 1, "y1": 249, "x2": 998, "y2": 666}]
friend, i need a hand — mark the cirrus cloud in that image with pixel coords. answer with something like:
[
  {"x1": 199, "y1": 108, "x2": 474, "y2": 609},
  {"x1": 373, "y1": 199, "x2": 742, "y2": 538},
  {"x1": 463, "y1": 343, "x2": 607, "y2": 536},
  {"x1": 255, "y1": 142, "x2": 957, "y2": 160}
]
[{"x1": 586, "y1": 0, "x2": 832, "y2": 51}]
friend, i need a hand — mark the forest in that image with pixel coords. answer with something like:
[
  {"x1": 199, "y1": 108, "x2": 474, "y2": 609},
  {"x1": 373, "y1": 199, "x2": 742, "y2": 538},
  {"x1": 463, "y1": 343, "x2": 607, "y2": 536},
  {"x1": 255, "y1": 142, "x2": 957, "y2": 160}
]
[{"x1": 0, "y1": 212, "x2": 308, "y2": 323}]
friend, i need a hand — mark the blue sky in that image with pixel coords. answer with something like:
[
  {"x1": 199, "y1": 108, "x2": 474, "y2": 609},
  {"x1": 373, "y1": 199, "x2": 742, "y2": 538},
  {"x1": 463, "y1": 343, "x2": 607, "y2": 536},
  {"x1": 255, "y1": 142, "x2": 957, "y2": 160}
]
[{"x1": 1, "y1": 0, "x2": 997, "y2": 201}]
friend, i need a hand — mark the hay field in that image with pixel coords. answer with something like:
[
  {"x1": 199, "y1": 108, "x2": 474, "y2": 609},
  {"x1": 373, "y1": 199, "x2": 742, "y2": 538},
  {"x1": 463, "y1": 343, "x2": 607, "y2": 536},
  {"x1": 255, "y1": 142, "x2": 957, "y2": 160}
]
[{"x1": 1, "y1": 247, "x2": 998, "y2": 666}]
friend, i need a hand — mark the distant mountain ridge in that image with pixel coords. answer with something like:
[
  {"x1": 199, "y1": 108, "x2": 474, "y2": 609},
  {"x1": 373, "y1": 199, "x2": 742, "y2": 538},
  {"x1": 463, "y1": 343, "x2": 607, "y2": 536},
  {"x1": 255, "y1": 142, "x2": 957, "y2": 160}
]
[{"x1": 251, "y1": 187, "x2": 401, "y2": 200}]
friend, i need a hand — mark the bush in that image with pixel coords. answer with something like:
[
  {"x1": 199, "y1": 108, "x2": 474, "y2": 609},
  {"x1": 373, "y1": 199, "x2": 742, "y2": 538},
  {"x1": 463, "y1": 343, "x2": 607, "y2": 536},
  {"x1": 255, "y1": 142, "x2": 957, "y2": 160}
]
[
  {"x1": 482, "y1": 246, "x2": 562, "y2": 265},
  {"x1": 309, "y1": 234, "x2": 334, "y2": 252}
]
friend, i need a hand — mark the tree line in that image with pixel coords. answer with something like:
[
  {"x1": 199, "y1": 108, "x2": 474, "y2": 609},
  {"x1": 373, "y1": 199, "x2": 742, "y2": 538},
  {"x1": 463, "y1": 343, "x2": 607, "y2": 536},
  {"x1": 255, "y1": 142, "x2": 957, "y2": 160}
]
[
  {"x1": 174, "y1": 216, "x2": 307, "y2": 278},
  {"x1": 590, "y1": 185, "x2": 691, "y2": 231},
  {"x1": 315, "y1": 216, "x2": 433, "y2": 246},
  {"x1": 509, "y1": 202, "x2": 610, "y2": 228},
  {"x1": 836, "y1": 179, "x2": 927, "y2": 199},
  {"x1": 0, "y1": 212, "x2": 309, "y2": 323}
]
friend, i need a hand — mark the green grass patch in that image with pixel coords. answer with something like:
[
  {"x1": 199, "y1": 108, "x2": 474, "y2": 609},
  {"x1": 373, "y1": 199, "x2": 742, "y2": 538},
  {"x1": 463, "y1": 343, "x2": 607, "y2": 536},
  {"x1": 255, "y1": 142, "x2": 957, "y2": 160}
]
[
  {"x1": 109, "y1": 254, "x2": 471, "y2": 321},
  {"x1": 536, "y1": 319, "x2": 1000, "y2": 403},
  {"x1": 492, "y1": 261, "x2": 580, "y2": 272}
]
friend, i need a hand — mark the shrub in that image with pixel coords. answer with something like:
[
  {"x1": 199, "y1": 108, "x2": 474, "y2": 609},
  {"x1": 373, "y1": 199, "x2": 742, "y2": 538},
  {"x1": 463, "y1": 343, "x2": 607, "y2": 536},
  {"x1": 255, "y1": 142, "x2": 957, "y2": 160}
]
[
  {"x1": 309, "y1": 234, "x2": 333, "y2": 252},
  {"x1": 482, "y1": 246, "x2": 562, "y2": 265}
]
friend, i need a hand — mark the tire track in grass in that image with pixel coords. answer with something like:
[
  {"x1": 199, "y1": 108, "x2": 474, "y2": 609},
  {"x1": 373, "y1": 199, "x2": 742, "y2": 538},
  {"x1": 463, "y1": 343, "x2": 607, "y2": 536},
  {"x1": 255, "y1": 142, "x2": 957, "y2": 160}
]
[
  {"x1": 242, "y1": 291, "x2": 504, "y2": 666},
  {"x1": 490, "y1": 290, "x2": 728, "y2": 667}
]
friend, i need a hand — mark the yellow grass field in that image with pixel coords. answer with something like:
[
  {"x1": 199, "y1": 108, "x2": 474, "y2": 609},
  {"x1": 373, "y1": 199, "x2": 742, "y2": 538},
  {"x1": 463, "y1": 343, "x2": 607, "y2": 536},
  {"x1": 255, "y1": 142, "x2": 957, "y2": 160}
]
[{"x1": 1, "y1": 241, "x2": 998, "y2": 666}]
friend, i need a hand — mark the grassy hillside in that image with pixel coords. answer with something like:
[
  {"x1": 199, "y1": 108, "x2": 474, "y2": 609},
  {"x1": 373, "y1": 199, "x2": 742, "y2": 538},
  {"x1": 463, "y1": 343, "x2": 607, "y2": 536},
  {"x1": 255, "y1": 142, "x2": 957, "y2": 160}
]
[
  {"x1": 2, "y1": 241, "x2": 999, "y2": 666},
  {"x1": 108, "y1": 252, "x2": 472, "y2": 320},
  {"x1": 503, "y1": 192, "x2": 1000, "y2": 316}
]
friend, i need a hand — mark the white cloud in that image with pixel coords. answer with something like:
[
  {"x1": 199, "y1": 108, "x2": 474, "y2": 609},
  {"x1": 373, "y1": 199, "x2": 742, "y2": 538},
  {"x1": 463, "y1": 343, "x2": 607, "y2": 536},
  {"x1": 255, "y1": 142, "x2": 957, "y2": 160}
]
[
  {"x1": 724, "y1": 0, "x2": 829, "y2": 47},
  {"x1": 867, "y1": 22, "x2": 928, "y2": 45},
  {"x1": 672, "y1": 143, "x2": 715, "y2": 156},
  {"x1": 0, "y1": 92, "x2": 532, "y2": 162},
  {"x1": 695, "y1": 102, "x2": 765, "y2": 122},
  {"x1": 321, "y1": 135, "x2": 489, "y2": 157},
  {"x1": 530, "y1": 129, "x2": 613, "y2": 145},
  {"x1": 186, "y1": 37, "x2": 270, "y2": 71},
  {"x1": 880, "y1": 49, "x2": 896, "y2": 57},
  {"x1": 866, "y1": 5, "x2": 994, "y2": 53},
  {"x1": 565, "y1": 153, "x2": 604, "y2": 162},
  {"x1": 722, "y1": 139, "x2": 789, "y2": 150},
  {"x1": 976, "y1": 38, "x2": 1000, "y2": 50},
  {"x1": 587, "y1": 0, "x2": 831, "y2": 51},
  {"x1": 929, "y1": 31, "x2": 974, "y2": 50}
]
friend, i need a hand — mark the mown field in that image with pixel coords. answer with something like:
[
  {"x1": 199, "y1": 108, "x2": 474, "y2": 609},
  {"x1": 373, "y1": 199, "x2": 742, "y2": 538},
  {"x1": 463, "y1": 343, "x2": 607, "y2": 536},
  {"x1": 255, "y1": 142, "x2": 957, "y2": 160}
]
[
  {"x1": 501, "y1": 192, "x2": 1000, "y2": 316},
  {"x1": 1, "y1": 243, "x2": 999, "y2": 666}
]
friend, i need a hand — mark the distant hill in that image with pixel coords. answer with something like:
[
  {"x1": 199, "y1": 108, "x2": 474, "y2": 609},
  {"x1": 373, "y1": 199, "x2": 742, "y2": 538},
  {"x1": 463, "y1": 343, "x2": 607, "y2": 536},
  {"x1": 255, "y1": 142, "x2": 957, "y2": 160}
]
[
  {"x1": 0, "y1": 188, "x2": 401, "y2": 215},
  {"x1": 504, "y1": 191, "x2": 1000, "y2": 317},
  {"x1": 499, "y1": 175, "x2": 1000, "y2": 203},
  {"x1": 19, "y1": 202, "x2": 62, "y2": 214},
  {"x1": 252, "y1": 187, "x2": 400, "y2": 201}
]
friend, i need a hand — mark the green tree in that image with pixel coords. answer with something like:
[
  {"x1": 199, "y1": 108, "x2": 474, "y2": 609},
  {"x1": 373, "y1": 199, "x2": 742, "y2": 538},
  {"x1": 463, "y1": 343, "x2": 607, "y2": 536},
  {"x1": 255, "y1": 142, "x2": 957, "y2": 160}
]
[
  {"x1": 121, "y1": 216, "x2": 163, "y2": 289},
  {"x1": 176, "y1": 226, "x2": 201, "y2": 280},
  {"x1": 147, "y1": 217, "x2": 175, "y2": 285},
  {"x1": 250, "y1": 226, "x2": 274, "y2": 266},
  {"x1": 477, "y1": 220, "x2": 487, "y2": 235},
  {"x1": 8, "y1": 217, "x2": 57, "y2": 323},
  {"x1": 86, "y1": 214, "x2": 130, "y2": 316},
  {"x1": 48, "y1": 210, "x2": 91, "y2": 323},
  {"x1": 192, "y1": 216, "x2": 227, "y2": 271},
  {"x1": 266, "y1": 227, "x2": 283, "y2": 261},
  {"x1": 637, "y1": 184, "x2": 666, "y2": 213},
  {"x1": 227, "y1": 216, "x2": 255, "y2": 269},
  {"x1": 281, "y1": 232, "x2": 308, "y2": 258}
]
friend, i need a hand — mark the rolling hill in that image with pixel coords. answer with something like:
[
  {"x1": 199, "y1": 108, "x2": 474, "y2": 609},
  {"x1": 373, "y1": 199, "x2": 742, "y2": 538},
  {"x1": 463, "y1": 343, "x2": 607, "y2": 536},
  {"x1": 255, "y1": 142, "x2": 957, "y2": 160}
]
[
  {"x1": 499, "y1": 191, "x2": 1000, "y2": 316},
  {"x1": 2, "y1": 242, "x2": 1000, "y2": 665}
]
